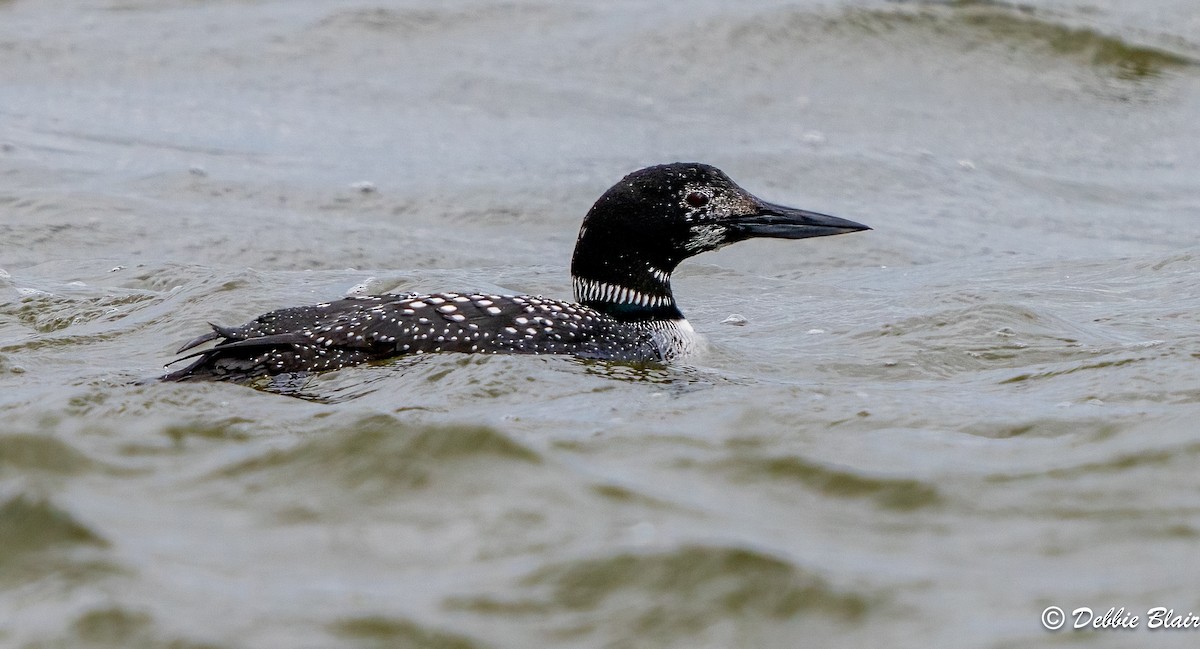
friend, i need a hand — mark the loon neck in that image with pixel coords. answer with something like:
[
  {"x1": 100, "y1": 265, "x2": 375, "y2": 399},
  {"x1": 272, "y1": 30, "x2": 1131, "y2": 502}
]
[
  {"x1": 572, "y1": 270, "x2": 683, "y2": 322},
  {"x1": 570, "y1": 213, "x2": 686, "y2": 322}
]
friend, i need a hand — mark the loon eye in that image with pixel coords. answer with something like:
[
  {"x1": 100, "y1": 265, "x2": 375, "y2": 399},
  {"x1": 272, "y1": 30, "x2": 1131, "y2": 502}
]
[{"x1": 685, "y1": 191, "x2": 709, "y2": 208}]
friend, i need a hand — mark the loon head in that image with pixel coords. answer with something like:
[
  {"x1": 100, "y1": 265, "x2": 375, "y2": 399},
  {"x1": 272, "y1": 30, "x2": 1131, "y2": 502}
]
[{"x1": 570, "y1": 162, "x2": 870, "y2": 320}]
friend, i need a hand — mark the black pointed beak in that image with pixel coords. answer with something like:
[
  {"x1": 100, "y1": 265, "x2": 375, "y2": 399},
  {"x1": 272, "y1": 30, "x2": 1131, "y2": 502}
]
[{"x1": 728, "y1": 200, "x2": 870, "y2": 240}]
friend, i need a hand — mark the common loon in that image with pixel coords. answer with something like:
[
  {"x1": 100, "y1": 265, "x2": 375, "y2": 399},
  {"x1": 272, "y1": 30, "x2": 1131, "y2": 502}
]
[{"x1": 162, "y1": 163, "x2": 869, "y2": 382}]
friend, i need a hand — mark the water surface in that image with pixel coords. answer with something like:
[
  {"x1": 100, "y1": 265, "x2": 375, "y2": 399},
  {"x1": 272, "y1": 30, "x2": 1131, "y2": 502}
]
[{"x1": 2, "y1": 1, "x2": 1199, "y2": 647}]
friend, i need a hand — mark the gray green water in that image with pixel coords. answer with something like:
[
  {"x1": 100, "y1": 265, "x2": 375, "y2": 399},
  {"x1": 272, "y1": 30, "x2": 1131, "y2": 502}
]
[{"x1": 2, "y1": 0, "x2": 1200, "y2": 647}]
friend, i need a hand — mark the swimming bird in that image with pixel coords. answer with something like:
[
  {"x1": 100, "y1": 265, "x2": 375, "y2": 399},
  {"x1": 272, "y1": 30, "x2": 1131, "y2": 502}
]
[{"x1": 162, "y1": 163, "x2": 868, "y2": 382}]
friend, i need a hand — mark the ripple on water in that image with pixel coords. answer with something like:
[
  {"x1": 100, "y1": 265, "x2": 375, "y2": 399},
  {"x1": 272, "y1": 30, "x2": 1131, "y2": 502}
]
[
  {"x1": 447, "y1": 544, "x2": 871, "y2": 640},
  {"x1": 0, "y1": 433, "x2": 97, "y2": 475},
  {"x1": 839, "y1": 301, "x2": 1121, "y2": 380},
  {"x1": 329, "y1": 616, "x2": 482, "y2": 649},
  {"x1": 26, "y1": 606, "x2": 228, "y2": 649},
  {"x1": 310, "y1": 4, "x2": 578, "y2": 36},
  {"x1": 962, "y1": 416, "x2": 1123, "y2": 440},
  {"x1": 708, "y1": 453, "x2": 943, "y2": 511},
  {"x1": 619, "y1": 1, "x2": 1198, "y2": 83},
  {"x1": 0, "y1": 494, "x2": 112, "y2": 585},
  {"x1": 832, "y1": 2, "x2": 1196, "y2": 78},
  {"x1": 2, "y1": 289, "x2": 157, "y2": 336},
  {"x1": 213, "y1": 414, "x2": 541, "y2": 495}
]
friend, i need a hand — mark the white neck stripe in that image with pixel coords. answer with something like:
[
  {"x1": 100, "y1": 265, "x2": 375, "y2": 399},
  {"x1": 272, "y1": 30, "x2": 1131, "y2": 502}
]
[{"x1": 573, "y1": 276, "x2": 674, "y2": 308}]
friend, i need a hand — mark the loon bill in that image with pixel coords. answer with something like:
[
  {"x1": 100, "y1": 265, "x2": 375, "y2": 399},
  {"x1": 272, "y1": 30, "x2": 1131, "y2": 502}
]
[{"x1": 162, "y1": 162, "x2": 869, "y2": 382}]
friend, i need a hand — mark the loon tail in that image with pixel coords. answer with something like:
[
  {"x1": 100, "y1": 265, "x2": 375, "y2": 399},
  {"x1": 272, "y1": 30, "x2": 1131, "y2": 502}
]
[{"x1": 160, "y1": 329, "x2": 311, "y2": 382}]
